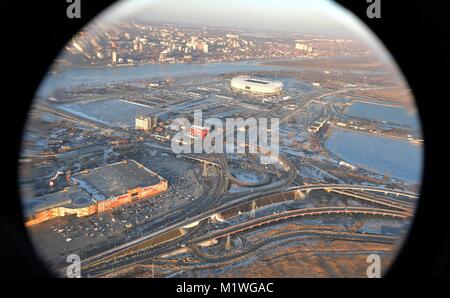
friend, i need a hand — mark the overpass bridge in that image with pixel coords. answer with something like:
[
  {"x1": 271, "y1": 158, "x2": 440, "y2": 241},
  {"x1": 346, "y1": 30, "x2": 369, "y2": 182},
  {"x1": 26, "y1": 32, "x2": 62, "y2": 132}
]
[
  {"x1": 204, "y1": 206, "x2": 412, "y2": 242},
  {"x1": 178, "y1": 154, "x2": 266, "y2": 187},
  {"x1": 177, "y1": 153, "x2": 294, "y2": 188},
  {"x1": 81, "y1": 181, "x2": 418, "y2": 271},
  {"x1": 83, "y1": 205, "x2": 407, "y2": 276},
  {"x1": 284, "y1": 184, "x2": 418, "y2": 199},
  {"x1": 328, "y1": 189, "x2": 415, "y2": 212}
]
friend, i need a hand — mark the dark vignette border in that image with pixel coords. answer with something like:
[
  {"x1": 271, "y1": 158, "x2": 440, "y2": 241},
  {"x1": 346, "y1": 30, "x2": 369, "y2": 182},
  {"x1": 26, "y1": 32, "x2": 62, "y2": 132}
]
[{"x1": 3, "y1": 0, "x2": 449, "y2": 278}]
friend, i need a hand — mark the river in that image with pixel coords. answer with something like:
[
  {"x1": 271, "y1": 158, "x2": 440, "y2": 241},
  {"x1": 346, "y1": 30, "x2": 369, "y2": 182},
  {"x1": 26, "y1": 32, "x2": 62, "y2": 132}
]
[{"x1": 37, "y1": 61, "x2": 283, "y2": 97}]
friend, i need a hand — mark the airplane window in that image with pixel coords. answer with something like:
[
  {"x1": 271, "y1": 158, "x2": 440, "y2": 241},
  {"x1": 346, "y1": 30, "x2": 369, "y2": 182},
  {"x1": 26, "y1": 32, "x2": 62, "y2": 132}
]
[{"x1": 19, "y1": 0, "x2": 423, "y2": 278}]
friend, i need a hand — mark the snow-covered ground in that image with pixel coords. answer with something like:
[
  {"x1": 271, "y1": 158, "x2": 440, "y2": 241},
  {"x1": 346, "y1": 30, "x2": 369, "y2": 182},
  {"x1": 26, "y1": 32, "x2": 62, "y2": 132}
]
[{"x1": 59, "y1": 99, "x2": 157, "y2": 128}]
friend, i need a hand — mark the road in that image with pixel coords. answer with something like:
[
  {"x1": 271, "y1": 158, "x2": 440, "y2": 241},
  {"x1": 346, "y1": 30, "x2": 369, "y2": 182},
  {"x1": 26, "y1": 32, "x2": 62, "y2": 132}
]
[
  {"x1": 279, "y1": 86, "x2": 392, "y2": 124},
  {"x1": 80, "y1": 182, "x2": 417, "y2": 274},
  {"x1": 79, "y1": 150, "x2": 297, "y2": 270},
  {"x1": 36, "y1": 86, "x2": 417, "y2": 277},
  {"x1": 83, "y1": 206, "x2": 408, "y2": 276}
]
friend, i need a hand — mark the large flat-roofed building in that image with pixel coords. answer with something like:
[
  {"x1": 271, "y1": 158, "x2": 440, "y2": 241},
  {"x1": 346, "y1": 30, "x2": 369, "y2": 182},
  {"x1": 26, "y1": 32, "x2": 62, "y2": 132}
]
[
  {"x1": 230, "y1": 76, "x2": 283, "y2": 95},
  {"x1": 23, "y1": 188, "x2": 97, "y2": 226},
  {"x1": 24, "y1": 160, "x2": 168, "y2": 226}
]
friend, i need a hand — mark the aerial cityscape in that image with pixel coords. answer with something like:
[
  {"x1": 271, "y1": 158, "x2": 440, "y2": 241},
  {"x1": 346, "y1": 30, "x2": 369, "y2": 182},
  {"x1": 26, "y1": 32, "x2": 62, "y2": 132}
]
[{"x1": 19, "y1": 0, "x2": 423, "y2": 277}]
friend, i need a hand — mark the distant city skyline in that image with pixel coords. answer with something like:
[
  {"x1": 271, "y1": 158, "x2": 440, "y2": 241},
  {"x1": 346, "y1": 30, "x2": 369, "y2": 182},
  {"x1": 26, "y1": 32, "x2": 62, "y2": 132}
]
[
  {"x1": 99, "y1": 0, "x2": 370, "y2": 39},
  {"x1": 90, "y1": 0, "x2": 393, "y2": 65}
]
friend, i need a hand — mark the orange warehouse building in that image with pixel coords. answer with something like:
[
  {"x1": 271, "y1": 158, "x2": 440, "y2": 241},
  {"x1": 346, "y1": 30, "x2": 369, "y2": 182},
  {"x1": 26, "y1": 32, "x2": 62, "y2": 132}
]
[{"x1": 24, "y1": 160, "x2": 168, "y2": 226}]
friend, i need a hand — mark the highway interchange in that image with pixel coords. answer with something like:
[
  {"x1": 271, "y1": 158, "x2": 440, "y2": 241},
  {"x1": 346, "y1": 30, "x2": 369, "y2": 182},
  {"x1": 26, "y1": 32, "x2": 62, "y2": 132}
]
[
  {"x1": 30, "y1": 84, "x2": 418, "y2": 277},
  {"x1": 76, "y1": 146, "x2": 417, "y2": 277}
]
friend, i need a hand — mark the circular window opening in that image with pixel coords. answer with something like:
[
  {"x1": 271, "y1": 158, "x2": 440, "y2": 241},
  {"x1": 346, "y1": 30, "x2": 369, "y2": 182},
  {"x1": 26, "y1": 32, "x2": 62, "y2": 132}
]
[{"x1": 19, "y1": 0, "x2": 423, "y2": 278}]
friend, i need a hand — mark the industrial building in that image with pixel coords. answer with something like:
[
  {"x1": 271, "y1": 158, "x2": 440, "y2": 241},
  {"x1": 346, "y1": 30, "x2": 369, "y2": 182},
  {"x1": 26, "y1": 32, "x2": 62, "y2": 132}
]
[
  {"x1": 230, "y1": 76, "x2": 283, "y2": 94},
  {"x1": 24, "y1": 160, "x2": 168, "y2": 226},
  {"x1": 135, "y1": 115, "x2": 158, "y2": 131},
  {"x1": 190, "y1": 125, "x2": 209, "y2": 139},
  {"x1": 308, "y1": 119, "x2": 327, "y2": 134}
]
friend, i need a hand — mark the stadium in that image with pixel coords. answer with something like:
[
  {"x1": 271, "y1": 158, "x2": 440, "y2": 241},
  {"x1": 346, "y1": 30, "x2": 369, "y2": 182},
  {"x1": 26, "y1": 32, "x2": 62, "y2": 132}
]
[{"x1": 230, "y1": 76, "x2": 283, "y2": 94}]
